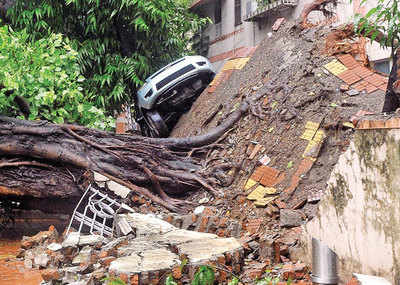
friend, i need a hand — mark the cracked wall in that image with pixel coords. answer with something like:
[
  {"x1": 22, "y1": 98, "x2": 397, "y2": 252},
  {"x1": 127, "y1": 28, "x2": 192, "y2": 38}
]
[{"x1": 300, "y1": 128, "x2": 400, "y2": 283}]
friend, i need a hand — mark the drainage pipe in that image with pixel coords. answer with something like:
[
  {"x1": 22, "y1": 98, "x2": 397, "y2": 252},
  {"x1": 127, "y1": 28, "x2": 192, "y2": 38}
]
[{"x1": 311, "y1": 237, "x2": 339, "y2": 284}]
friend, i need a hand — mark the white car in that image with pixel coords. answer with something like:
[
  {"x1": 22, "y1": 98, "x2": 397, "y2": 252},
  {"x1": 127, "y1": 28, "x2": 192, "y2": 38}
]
[{"x1": 135, "y1": 55, "x2": 215, "y2": 137}]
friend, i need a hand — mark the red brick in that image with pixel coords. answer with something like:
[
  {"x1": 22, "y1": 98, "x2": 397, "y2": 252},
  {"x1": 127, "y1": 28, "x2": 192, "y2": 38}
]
[
  {"x1": 40, "y1": 269, "x2": 60, "y2": 281},
  {"x1": 198, "y1": 216, "x2": 209, "y2": 232},
  {"x1": 202, "y1": 207, "x2": 215, "y2": 216},
  {"x1": 385, "y1": 118, "x2": 400, "y2": 128},
  {"x1": 364, "y1": 73, "x2": 386, "y2": 87},
  {"x1": 294, "y1": 159, "x2": 314, "y2": 176},
  {"x1": 352, "y1": 80, "x2": 369, "y2": 92},
  {"x1": 246, "y1": 218, "x2": 263, "y2": 235},
  {"x1": 259, "y1": 166, "x2": 281, "y2": 187},
  {"x1": 378, "y1": 83, "x2": 387, "y2": 91},
  {"x1": 365, "y1": 84, "x2": 378, "y2": 93},
  {"x1": 337, "y1": 69, "x2": 362, "y2": 85},
  {"x1": 282, "y1": 269, "x2": 295, "y2": 280},
  {"x1": 172, "y1": 266, "x2": 182, "y2": 279},
  {"x1": 274, "y1": 200, "x2": 287, "y2": 209},
  {"x1": 368, "y1": 120, "x2": 385, "y2": 129},
  {"x1": 130, "y1": 274, "x2": 139, "y2": 285},
  {"x1": 283, "y1": 175, "x2": 300, "y2": 195},
  {"x1": 272, "y1": 17, "x2": 285, "y2": 31},
  {"x1": 218, "y1": 217, "x2": 229, "y2": 228},
  {"x1": 337, "y1": 54, "x2": 360, "y2": 69},
  {"x1": 346, "y1": 277, "x2": 360, "y2": 285},
  {"x1": 352, "y1": 66, "x2": 374, "y2": 78},
  {"x1": 100, "y1": 256, "x2": 116, "y2": 267},
  {"x1": 119, "y1": 273, "x2": 129, "y2": 284},
  {"x1": 356, "y1": 120, "x2": 371, "y2": 129}
]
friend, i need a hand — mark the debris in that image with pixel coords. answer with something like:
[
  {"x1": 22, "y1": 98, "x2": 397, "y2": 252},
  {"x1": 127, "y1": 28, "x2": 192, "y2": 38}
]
[
  {"x1": 324, "y1": 59, "x2": 348, "y2": 76},
  {"x1": 107, "y1": 180, "x2": 130, "y2": 198},
  {"x1": 244, "y1": 178, "x2": 258, "y2": 190},
  {"x1": 259, "y1": 155, "x2": 271, "y2": 165},
  {"x1": 292, "y1": 198, "x2": 307, "y2": 210},
  {"x1": 272, "y1": 18, "x2": 285, "y2": 31},
  {"x1": 194, "y1": 205, "x2": 205, "y2": 215},
  {"x1": 247, "y1": 185, "x2": 276, "y2": 201},
  {"x1": 199, "y1": 197, "x2": 210, "y2": 204},
  {"x1": 116, "y1": 215, "x2": 133, "y2": 236},
  {"x1": 47, "y1": 243, "x2": 62, "y2": 251},
  {"x1": 280, "y1": 209, "x2": 304, "y2": 228},
  {"x1": 245, "y1": 218, "x2": 263, "y2": 235},
  {"x1": 67, "y1": 186, "x2": 125, "y2": 238},
  {"x1": 254, "y1": 196, "x2": 278, "y2": 207},
  {"x1": 343, "y1": 122, "x2": 355, "y2": 128},
  {"x1": 340, "y1": 84, "x2": 349, "y2": 91},
  {"x1": 346, "y1": 89, "x2": 359, "y2": 96},
  {"x1": 300, "y1": 121, "x2": 320, "y2": 141},
  {"x1": 307, "y1": 190, "x2": 323, "y2": 203},
  {"x1": 249, "y1": 144, "x2": 263, "y2": 159}
]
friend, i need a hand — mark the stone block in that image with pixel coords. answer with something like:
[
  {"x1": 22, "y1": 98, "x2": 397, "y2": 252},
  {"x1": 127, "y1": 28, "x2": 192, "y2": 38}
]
[{"x1": 280, "y1": 209, "x2": 304, "y2": 228}]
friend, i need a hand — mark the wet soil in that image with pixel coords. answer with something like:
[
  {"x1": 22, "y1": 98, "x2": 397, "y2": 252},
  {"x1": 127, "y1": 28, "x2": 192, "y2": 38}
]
[{"x1": 0, "y1": 240, "x2": 42, "y2": 285}]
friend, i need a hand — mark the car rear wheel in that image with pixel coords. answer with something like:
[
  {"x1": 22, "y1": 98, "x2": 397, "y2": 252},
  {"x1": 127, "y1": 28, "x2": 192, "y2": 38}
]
[{"x1": 144, "y1": 110, "x2": 169, "y2": 138}]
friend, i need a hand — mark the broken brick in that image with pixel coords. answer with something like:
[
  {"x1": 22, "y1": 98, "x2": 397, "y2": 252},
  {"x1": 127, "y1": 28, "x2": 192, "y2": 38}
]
[
  {"x1": 337, "y1": 54, "x2": 360, "y2": 70},
  {"x1": 274, "y1": 200, "x2": 287, "y2": 209},
  {"x1": 245, "y1": 218, "x2": 263, "y2": 235},
  {"x1": 40, "y1": 268, "x2": 60, "y2": 281}
]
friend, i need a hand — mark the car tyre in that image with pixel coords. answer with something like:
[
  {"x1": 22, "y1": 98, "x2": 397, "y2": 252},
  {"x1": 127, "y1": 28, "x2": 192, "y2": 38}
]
[{"x1": 144, "y1": 110, "x2": 169, "y2": 138}]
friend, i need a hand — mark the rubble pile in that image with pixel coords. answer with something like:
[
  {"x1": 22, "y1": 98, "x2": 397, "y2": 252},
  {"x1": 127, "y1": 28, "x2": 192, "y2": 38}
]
[
  {"x1": 18, "y1": 212, "x2": 246, "y2": 285},
  {"x1": 3, "y1": 19, "x2": 389, "y2": 284},
  {"x1": 170, "y1": 19, "x2": 387, "y2": 283}
]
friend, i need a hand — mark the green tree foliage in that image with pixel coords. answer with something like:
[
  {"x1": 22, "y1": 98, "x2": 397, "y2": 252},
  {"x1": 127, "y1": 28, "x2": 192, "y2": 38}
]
[
  {"x1": 7, "y1": 0, "x2": 209, "y2": 112},
  {"x1": 0, "y1": 24, "x2": 114, "y2": 129},
  {"x1": 191, "y1": 265, "x2": 215, "y2": 285},
  {"x1": 353, "y1": 0, "x2": 400, "y2": 48}
]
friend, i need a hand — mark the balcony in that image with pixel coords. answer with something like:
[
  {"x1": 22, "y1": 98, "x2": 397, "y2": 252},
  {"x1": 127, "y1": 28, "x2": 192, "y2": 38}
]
[{"x1": 244, "y1": 0, "x2": 298, "y2": 22}]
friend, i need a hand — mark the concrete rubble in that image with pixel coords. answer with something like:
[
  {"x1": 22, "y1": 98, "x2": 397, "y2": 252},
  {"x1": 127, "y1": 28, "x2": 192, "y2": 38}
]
[{"x1": 19, "y1": 212, "x2": 246, "y2": 284}]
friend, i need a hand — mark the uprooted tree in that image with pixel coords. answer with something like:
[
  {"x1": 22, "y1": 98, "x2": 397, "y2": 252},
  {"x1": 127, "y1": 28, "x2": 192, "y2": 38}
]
[{"x1": 0, "y1": 102, "x2": 249, "y2": 215}]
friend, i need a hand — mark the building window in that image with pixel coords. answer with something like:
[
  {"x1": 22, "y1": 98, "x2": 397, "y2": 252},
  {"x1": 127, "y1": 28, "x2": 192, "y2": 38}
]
[
  {"x1": 235, "y1": 0, "x2": 242, "y2": 26},
  {"x1": 215, "y1": 0, "x2": 221, "y2": 24},
  {"x1": 372, "y1": 59, "x2": 391, "y2": 75}
]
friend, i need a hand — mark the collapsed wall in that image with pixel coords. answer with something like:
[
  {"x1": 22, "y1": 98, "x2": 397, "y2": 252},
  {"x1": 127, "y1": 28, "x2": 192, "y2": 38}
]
[{"x1": 300, "y1": 116, "x2": 400, "y2": 283}]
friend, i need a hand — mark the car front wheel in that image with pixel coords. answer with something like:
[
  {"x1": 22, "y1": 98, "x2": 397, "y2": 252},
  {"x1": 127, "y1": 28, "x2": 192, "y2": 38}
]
[{"x1": 143, "y1": 110, "x2": 169, "y2": 138}]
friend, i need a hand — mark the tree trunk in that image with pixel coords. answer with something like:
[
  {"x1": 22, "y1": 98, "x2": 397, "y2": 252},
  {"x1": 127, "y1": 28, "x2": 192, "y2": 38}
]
[
  {"x1": 382, "y1": 48, "x2": 400, "y2": 112},
  {"x1": 0, "y1": 102, "x2": 248, "y2": 213}
]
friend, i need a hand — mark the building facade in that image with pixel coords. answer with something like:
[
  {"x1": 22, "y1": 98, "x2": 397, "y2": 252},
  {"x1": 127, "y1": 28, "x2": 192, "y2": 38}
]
[{"x1": 190, "y1": 0, "x2": 391, "y2": 73}]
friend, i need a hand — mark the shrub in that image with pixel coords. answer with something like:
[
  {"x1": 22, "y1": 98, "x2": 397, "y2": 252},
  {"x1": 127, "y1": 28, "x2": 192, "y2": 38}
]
[{"x1": 0, "y1": 24, "x2": 114, "y2": 129}]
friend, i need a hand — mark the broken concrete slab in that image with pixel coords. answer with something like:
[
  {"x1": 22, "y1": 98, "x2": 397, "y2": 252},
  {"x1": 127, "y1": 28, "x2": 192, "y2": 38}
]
[
  {"x1": 72, "y1": 246, "x2": 92, "y2": 265},
  {"x1": 62, "y1": 232, "x2": 80, "y2": 248},
  {"x1": 34, "y1": 253, "x2": 50, "y2": 268},
  {"x1": 109, "y1": 254, "x2": 142, "y2": 274},
  {"x1": 107, "y1": 180, "x2": 130, "y2": 198},
  {"x1": 62, "y1": 232, "x2": 104, "y2": 247},
  {"x1": 122, "y1": 213, "x2": 176, "y2": 236},
  {"x1": 153, "y1": 229, "x2": 218, "y2": 246},
  {"x1": 47, "y1": 243, "x2": 62, "y2": 251},
  {"x1": 116, "y1": 238, "x2": 163, "y2": 257},
  {"x1": 139, "y1": 249, "x2": 180, "y2": 272},
  {"x1": 177, "y1": 237, "x2": 242, "y2": 263},
  {"x1": 78, "y1": 234, "x2": 104, "y2": 246},
  {"x1": 93, "y1": 171, "x2": 109, "y2": 182}
]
